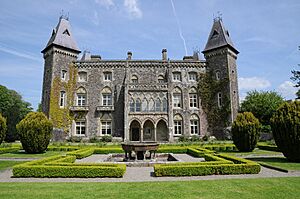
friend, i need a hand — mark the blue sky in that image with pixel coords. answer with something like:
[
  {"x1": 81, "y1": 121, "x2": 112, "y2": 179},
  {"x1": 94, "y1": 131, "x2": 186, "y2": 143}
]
[{"x1": 0, "y1": 0, "x2": 299, "y2": 109}]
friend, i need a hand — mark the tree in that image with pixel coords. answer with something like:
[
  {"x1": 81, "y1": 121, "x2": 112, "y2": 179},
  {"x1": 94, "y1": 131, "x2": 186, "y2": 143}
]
[
  {"x1": 270, "y1": 101, "x2": 300, "y2": 162},
  {"x1": 232, "y1": 112, "x2": 261, "y2": 152},
  {"x1": 17, "y1": 112, "x2": 53, "y2": 153},
  {"x1": 291, "y1": 70, "x2": 300, "y2": 98},
  {"x1": 37, "y1": 103, "x2": 42, "y2": 112},
  {"x1": 0, "y1": 85, "x2": 33, "y2": 141},
  {"x1": 0, "y1": 113, "x2": 7, "y2": 145},
  {"x1": 241, "y1": 90, "x2": 284, "y2": 126}
]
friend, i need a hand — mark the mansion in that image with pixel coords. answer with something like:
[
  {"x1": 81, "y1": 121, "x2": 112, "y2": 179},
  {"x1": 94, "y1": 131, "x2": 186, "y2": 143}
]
[{"x1": 41, "y1": 16, "x2": 239, "y2": 142}]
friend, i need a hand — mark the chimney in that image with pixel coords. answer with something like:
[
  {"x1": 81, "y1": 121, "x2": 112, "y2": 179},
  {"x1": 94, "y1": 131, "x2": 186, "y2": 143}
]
[
  {"x1": 127, "y1": 51, "x2": 132, "y2": 60},
  {"x1": 162, "y1": 49, "x2": 167, "y2": 60}
]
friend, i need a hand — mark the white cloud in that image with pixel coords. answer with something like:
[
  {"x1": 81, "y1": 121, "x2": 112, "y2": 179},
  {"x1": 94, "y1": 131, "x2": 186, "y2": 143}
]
[
  {"x1": 238, "y1": 77, "x2": 271, "y2": 90},
  {"x1": 277, "y1": 81, "x2": 297, "y2": 99},
  {"x1": 0, "y1": 44, "x2": 40, "y2": 62},
  {"x1": 92, "y1": 11, "x2": 100, "y2": 26},
  {"x1": 124, "y1": 0, "x2": 142, "y2": 19},
  {"x1": 95, "y1": 0, "x2": 115, "y2": 9}
]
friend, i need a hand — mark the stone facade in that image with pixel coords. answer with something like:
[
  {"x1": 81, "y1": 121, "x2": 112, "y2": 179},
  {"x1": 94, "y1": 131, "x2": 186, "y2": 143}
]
[{"x1": 41, "y1": 16, "x2": 239, "y2": 142}]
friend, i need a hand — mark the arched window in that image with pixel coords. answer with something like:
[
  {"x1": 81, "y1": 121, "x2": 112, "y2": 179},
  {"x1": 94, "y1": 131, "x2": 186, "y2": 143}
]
[
  {"x1": 78, "y1": 71, "x2": 87, "y2": 82},
  {"x1": 131, "y1": 75, "x2": 138, "y2": 83},
  {"x1": 217, "y1": 92, "x2": 222, "y2": 108},
  {"x1": 129, "y1": 98, "x2": 135, "y2": 112},
  {"x1": 102, "y1": 87, "x2": 112, "y2": 106},
  {"x1": 173, "y1": 87, "x2": 182, "y2": 108},
  {"x1": 190, "y1": 114, "x2": 199, "y2": 135},
  {"x1": 189, "y1": 87, "x2": 198, "y2": 108},
  {"x1": 59, "y1": 91, "x2": 66, "y2": 108},
  {"x1": 174, "y1": 114, "x2": 183, "y2": 135},
  {"x1": 216, "y1": 71, "x2": 220, "y2": 81},
  {"x1": 162, "y1": 97, "x2": 168, "y2": 112},
  {"x1": 142, "y1": 98, "x2": 148, "y2": 112},
  {"x1": 76, "y1": 87, "x2": 87, "y2": 106},
  {"x1": 149, "y1": 98, "x2": 155, "y2": 112},
  {"x1": 61, "y1": 70, "x2": 67, "y2": 81},
  {"x1": 135, "y1": 98, "x2": 141, "y2": 112},
  {"x1": 155, "y1": 98, "x2": 161, "y2": 112},
  {"x1": 158, "y1": 75, "x2": 165, "y2": 83}
]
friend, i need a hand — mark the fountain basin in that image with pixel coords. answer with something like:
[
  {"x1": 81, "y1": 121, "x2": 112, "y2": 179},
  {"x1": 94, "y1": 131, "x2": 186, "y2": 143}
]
[{"x1": 121, "y1": 142, "x2": 159, "y2": 160}]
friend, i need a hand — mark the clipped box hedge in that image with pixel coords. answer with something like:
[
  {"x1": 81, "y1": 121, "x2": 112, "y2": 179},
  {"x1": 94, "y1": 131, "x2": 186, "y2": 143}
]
[
  {"x1": 154, "y1": 148, "x2": 260, "y2": 177},
  {"x1": 0, "y1": 147, "x2": 20, "y2": 154},
  {"x1": 257, "y1": 144, "x2": 280, "y2": 152},
  {"x1": 12, "y1": 155, "x2": 126, "y2": 178},
  {"x1": 66, "y1": 148, "x2": 95, "y2": 159}
]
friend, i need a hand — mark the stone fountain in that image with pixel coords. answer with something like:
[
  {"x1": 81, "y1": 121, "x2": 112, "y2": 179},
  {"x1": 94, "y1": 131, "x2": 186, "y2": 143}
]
[{"x1": 121, "y1": 141, "x2": 159, "y2": 161}]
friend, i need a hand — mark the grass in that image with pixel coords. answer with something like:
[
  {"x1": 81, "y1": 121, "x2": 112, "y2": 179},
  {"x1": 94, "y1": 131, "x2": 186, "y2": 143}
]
[
  {"x1": 0, "y1": 161, "x2": 27, "y2": 171},
  {"x1": 250, "y1": 157, "x2": 300, "y2": 171},
  {"x1": 0, "y1": 151, "x2": 65, "y2": 158},
  {"x1": 221, "y1": 148, "x2": 282, "y2": 157},
  {"x1": 0, "y1": 177, "x2": 299, "y2": 199}
]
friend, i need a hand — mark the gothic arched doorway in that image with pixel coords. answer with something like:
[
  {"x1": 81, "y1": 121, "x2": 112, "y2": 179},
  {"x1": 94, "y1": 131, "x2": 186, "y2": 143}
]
[
  {"x1": 143, "y1": 120, "x2": 155, "y2": 141},
  {"x1": 130, "y1": 120, "x2": 141, "y2": 141},
  {"x1": 157, "y1": 119, "x2": 168, "y2": 142}
]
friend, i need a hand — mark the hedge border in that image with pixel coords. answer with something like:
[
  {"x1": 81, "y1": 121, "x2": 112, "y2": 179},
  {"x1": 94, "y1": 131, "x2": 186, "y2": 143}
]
[
  {"x1": 12, "y1": 155, "x2": 126, "y2": 178},
  {"x1": 154, "y1": 148, "x2": 260, "y2": 177}
]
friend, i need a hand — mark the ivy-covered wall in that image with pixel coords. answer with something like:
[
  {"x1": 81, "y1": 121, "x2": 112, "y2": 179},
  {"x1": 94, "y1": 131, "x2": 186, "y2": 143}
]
[{"x1": 49, "y1": 63, "x2": 77, "y2": 132}]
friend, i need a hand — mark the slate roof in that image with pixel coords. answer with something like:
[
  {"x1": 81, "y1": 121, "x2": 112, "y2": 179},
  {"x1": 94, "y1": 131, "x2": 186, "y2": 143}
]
[
  {"x1": 202, "y1": 18, "x2": 238, "y2": 54},
  {"x1": 42, "y1": 17, "x2": 81, "y2": 53}
]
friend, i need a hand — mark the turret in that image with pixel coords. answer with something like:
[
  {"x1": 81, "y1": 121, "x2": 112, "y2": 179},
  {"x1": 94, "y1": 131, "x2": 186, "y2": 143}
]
[
  {"x1": 202, "y1": 17, "x2": 239, "y2": 138},
  {"x1": 41, "y1": 16, "x2": 81, "y2": 117}
]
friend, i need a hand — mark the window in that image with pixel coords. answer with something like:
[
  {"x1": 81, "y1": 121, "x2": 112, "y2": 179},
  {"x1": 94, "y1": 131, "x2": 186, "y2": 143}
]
[
  {"x1": 104, "y1": 72, "x2": 112, "y2": 81},
  {"x1": 173, "y1": 72, "x2": 181, "y2": 81},
  {"x1": 217, "y1": 92, "x2": 222, "y2": 108},
  {"x1": 101, "y1": 121, "x2": 112, "y2": 135},
  {"x1": 102, "y1": 87, "x2": 112, "y2": 106},
  {"x1": 174, "y1": 114, "x2": 183, "y2": 135},
  {"x1": 131, "y1": 75, "x2": 138, "y2": 83},
  {"x1": 216, "y1": 71, "x2": 220, "y2": 81},
  {"x1": 136, "y1": 98, "x2": 141, "y2": 112},
  {"x1": 173, "y1": 94, "x2": 181, "y2": 108},
  {"x1": 130, "y1": 98, "x2": 135, "y2": 112},
  {"x1": 59, "y1": 91, "x2": 66, "y2": 108},
  {"x1": 189, "y1": 72, "x2": 197, "y2": 81},
  {"x1": 149, "y1": 98, "x2": 155, "y2": 112},
  {"x1": 61, "y1": 70, "x2": 67, "y2": 81},
  {"x1": 155, "y1": 98, "x2": 161, "y2": 112},
  {"x1": 162, "y1": 98, "x2": 168, "y2": 112},
  {"x1": 76, "y1": 121, "x2": 86, "y2": 136},
  {"x1": 190, "y1": 120, "x2": 198, "y2": 135},
  {"x1": 102, "y1": 94, "x2": 112, "y2": 106},
  {"x1": 189, "y1": 88, "x2": 198, "y2": 108},
  {"x1": 158, "y1": 75, "x2": 165, "y2": 83},
  {"x1": 77, "y1": 94, "x2": 86, "y2": 106},
  {"x1": 142, "y1": 98, "x2": 148, "y2": 112},
  {"x1": 173, "y1": 87, "x2": 182, "y2": 108},
  {"x1": 78, "y1": 71, "x2": 87, "y2": 82},
  {"x1": 189, "y1": 94, "x2": 198, "y2": 108}
]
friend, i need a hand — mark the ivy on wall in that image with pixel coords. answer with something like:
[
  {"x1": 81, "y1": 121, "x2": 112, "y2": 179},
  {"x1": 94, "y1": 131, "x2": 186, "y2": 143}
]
[
  {"x1": 49, "y1": 63, "x2": 77, "y2": 131},
  {"x1": 198, "y1": 70, "x2": 231, "y2": 133}
]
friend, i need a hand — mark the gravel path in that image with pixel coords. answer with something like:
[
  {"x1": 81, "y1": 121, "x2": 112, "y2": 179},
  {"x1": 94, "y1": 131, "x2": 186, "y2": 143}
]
[{"x1": 1, "y1": 166, "x2": 300, "y2": 183}]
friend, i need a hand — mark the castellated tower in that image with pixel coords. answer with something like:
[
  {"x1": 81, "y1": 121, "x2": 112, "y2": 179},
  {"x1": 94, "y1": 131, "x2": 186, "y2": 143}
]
[
  {"x1": 202, "y1": 17, "x2": 239, "y2": 138},
  {"x1": 41, "y1": 16, "x2": 81, "y2": 117}
]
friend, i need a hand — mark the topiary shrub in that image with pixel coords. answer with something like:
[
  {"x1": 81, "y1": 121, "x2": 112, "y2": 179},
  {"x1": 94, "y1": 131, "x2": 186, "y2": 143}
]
[
  {"x1": 0, "y1": 113, "x2": 7, "y2": 145},
  {"x1": 232, "y1": 112, "x2": 261, "y2": 152},
  {"x1": 17, "y1": 112, "x2": 53, "y2": 153},
  {"x1": 270, "y1": 101, "x2": 300, "y2": 162}
]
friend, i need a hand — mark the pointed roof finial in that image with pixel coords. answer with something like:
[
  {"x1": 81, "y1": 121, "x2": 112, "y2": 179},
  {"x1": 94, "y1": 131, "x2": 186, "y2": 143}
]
[{"x1": 214, "y1": 11, "x2": 222, "y2": 22}]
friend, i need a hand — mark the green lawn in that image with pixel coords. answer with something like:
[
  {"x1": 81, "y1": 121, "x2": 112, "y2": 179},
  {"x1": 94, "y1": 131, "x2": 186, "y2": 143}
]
[
  {"x1": 250, "y1": 157, "x2": 300, "y2": 171},
  {"x1": 0, "y1": 151, "x2": 65, "y2": 158},
  {"x1": 0, "y1": 161, "x2": 27, "y2": 171},
  {"x1": 221, "y1": 148, "x2": 282, "y2": 157},
  {"x1": 0, "y1": 177, "x2": 299, "y2": 199}
]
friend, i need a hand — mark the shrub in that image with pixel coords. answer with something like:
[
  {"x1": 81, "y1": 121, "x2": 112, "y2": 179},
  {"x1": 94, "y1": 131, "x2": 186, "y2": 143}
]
[
  {"x1": 101, "y1": 135, "x2": 112, "y2": 142},
  {"x1": 16, "y1": 112, "x2": 53, "y2": 153},
  {"x1": 0, "y1": 113, "x2": 7, "y2": 145},
  {"x1": 178, "y1": 135, "x2": 189, "y2": 142},
  {"x1": 232, "y1": 112, "x2": 261, "y2": 152},
  {"x1": 270, "y1": 101, "x2": 300, "y2": 162},
  {"x1": 66, "y1": 148, "x2": 94, "y2": 159},
  {"x1": 190, "y1": 135, "x2": 201, "y2": 142}
]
